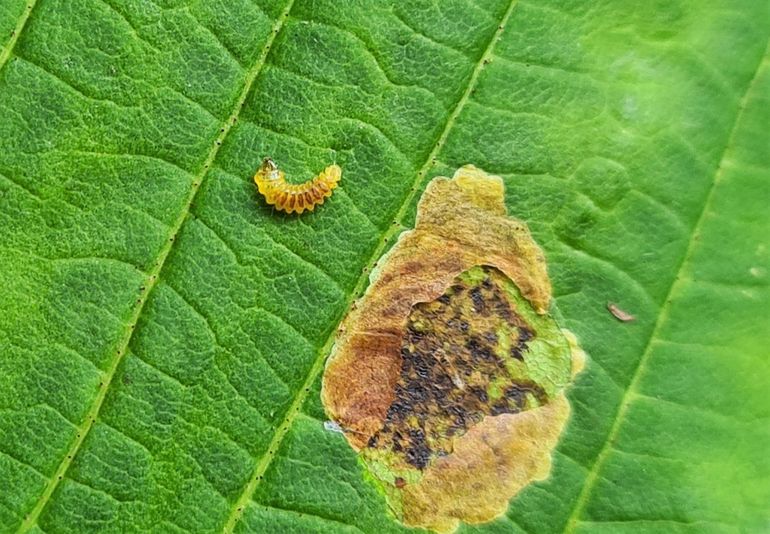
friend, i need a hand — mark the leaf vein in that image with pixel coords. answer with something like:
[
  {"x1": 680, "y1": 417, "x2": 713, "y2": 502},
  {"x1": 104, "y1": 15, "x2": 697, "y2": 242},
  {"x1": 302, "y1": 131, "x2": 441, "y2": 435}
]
[
  {"x1": 300, "y1": 17, "x2": 438, "y2": 98},
  {"x1": 251, "y1": 503, "x2": 365, "y2": 534},
  {"x1": 184, "y1": 7, "x2": 246, "y2": 70},
  {"x1": 0, "y1": 169, "x2": 44, "y2": 202},
  {"x1": 334, "y1": 189, "x2": 380, "y2": 230},
  {"x1": 0, "y1": 449, "x2": 47, "y2": 481},
  {"x1": 0, "y1": 0, "x2": 37, "y2": 75},
  {"x1": 195, "y1": 210, "x2": 345, "y2": 296},
  {"x1": 390, "y1": 7, "x2": 473, "y2": 61},
  {"x1": 15, "y1": 0, "x2": 298, "y2": 529},
  {"x1": 220, "y1": 0, "x2": 522, "y2": 530},
  {"x1": 96, "y1": 0, "x2": 162, "y2": 55},
  {"x1": 158, "y1": 279, "x2": 294, "y2": 393},
  {"x1": 561, "y1": 36, "x2": 770, "y2": 533},
  {"x1": 555, "y1": 238, "x2": 658, "y2": 304}
]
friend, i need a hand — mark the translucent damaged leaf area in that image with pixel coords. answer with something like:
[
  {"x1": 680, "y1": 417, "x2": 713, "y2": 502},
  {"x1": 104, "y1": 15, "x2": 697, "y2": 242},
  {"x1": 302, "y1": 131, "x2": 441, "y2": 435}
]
[{"x1": 322, "y1": 166, "x2": 585, "y2": 532}]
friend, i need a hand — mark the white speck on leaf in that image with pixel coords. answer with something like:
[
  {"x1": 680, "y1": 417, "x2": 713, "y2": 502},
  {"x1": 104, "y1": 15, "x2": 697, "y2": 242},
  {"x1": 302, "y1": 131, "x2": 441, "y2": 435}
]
[{"x1": 324, "y1": 420, "x2": 344, "y2": 433}]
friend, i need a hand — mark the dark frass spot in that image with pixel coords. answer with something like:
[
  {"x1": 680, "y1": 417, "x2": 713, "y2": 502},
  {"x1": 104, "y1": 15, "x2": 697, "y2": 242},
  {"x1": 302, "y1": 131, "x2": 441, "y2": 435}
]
[{"x1": 370, "y1": 266, "x2": 546, "y2": 470}]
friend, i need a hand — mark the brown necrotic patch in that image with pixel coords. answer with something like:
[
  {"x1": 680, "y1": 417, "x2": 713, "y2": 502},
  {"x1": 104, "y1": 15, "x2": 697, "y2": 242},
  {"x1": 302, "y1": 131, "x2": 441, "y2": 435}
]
[
  {"x1": 369, "y1": 266, "x2": 547, "y2": 470},
  {"x1": 321, "y1": 165, "x2": 583, "y2": 533}
]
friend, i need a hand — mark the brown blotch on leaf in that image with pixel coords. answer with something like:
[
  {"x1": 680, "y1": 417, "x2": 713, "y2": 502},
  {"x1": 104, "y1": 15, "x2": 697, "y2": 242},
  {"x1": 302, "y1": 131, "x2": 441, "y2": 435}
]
[
  {"x1": 401, "y1": 394, "x2": 572, "y2": 533},
  {"x1": 372, "y1": 266, "x2": 547, "y2": 470},
  {"x1": 321, "y1": 165, "x2": 584, "y2": 532}
]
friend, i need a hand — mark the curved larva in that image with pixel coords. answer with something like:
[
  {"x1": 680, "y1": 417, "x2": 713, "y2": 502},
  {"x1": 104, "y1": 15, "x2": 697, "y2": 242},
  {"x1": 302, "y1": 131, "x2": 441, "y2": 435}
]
[{"x1": 254, "y1": 158, "x2": 341, "y2": 214}]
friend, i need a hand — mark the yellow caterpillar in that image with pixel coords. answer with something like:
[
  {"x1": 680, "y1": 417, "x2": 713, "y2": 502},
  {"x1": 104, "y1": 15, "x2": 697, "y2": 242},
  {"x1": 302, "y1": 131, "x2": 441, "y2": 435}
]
[{"x1": 254, "y1": 158, "x2": 341, "y2": 214}]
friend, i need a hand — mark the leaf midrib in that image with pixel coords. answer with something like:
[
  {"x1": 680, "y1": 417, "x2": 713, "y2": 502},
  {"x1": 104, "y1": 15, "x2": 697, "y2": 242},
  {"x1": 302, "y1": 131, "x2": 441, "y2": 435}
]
[
  {"x1": 561, "y1": 37, "x2": 770, "y2": 533},
  {"x1": 220, "y1": 0, "x2": 521, "y2": 530},
  {"x1": 15, "y1": 0, "x2": 297, "y2": 530}
]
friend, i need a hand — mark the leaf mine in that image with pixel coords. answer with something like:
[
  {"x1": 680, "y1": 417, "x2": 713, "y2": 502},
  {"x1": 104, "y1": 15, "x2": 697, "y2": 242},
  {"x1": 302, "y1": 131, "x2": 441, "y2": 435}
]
[{"x1": 322, "y1": 165, "x2": 585, "y2": 532}]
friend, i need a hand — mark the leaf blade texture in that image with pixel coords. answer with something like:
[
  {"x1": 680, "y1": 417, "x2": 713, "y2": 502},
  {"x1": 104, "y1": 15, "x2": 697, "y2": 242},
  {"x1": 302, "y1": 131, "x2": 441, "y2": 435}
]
[{"x1": 0, "y1": 1, "x2": 767, "y2": 533}]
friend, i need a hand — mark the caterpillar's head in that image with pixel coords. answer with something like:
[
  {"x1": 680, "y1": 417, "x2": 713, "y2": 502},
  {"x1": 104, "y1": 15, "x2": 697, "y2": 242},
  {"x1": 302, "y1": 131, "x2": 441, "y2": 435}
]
[{"x1": 260, "y1": 158, "x2": 281, "y2": 181}]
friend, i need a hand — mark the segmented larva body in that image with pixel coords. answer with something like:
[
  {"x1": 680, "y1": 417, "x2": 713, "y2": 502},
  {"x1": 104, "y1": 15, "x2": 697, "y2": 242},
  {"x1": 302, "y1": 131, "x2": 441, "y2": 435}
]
[{"x1": 254, "y1": 158, "x2": 341, "y2": 214}]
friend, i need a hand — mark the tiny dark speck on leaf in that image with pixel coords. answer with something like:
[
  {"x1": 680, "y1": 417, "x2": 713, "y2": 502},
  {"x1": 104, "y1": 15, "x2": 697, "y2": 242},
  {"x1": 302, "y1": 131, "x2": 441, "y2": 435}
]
[{"x1": 607, "y1": 302, "x2": 635, "y2": 322}]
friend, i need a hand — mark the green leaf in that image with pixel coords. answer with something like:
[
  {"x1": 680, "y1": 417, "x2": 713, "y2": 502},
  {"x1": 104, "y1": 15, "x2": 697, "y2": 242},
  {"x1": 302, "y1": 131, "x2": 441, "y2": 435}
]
[{"x1": 0, "y1": 0, "x2": 767, "y2": 533}]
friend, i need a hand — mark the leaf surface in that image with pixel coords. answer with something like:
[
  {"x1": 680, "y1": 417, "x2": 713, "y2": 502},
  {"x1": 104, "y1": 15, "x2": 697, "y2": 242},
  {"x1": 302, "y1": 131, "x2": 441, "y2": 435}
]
[{"x1": 0, "y1": 1, "x2": 767, "y2": 533}]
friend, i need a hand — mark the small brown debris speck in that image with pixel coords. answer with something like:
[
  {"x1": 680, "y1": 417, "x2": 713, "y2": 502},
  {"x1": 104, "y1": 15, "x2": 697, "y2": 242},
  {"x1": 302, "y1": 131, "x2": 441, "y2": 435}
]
[{"x1": 607, "y1": 302, "x2": 635, "y2": 322}]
